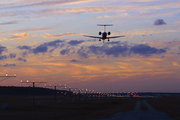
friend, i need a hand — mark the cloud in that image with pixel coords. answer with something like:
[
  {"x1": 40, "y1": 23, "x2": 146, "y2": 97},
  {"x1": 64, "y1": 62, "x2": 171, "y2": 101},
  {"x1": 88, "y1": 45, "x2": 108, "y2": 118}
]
[
  {"x1": 0, "y1": 5, "x2": 115, "y2": 18},
  {"x1": 104, "y1": 45, "x2": 128, "y2": 57},
  {"x1": 0, "y1": 45, "x2": 7, "y2": 54},
  {"x1": 17, "y1": 57, "x2": 27, "y2": 62},
  {"x1": 43, "y1": 32, "x2": 85, "y2": 38},
  {"x1": 0, "y1": 33, "x2": 29, "y2": 42},
  {"x1": 14, "y1": 27, "x2": 53, "y2": 33},
  {"x1": 43, "y1": 39, "x2": 64, "y2": 47},
  {"x1": 0, "y1": 1, "x2": 179, "y2": 19},
  {"x1": 17, "y1": 40, "x2": 64, "y2": 55},
  {"x1": 114, "y1": 28, "x2": 178, "y2": 38},
  {"x1": 9, "y1": 53, "x2": 16, "y2": 58},
  {"x1": 33, "y1": 44, "x2": 48, "y2": 54},
  {"x1": 0, "y1": 45, "x2": 7, "y2": 60},
  {"x1": 32, "y1": 34, "x2": 38, "y2": 37},
  {"x1": 0, "y1": 0, "x2": 95, "y2": 9},
  {"x1": 130, "y1": 44, "x2": 166, "y2": 56},
  {"x1": 172, "y1": 62, "x2": 180, "y2": 67},
  {"x1": 0, "y1": 20, "x2": 18, "y2": 25},
  {"x1": 0, "y1": 64, "x2": 16, "y2": 67},
  {"x1": 75, "y1": 43, "x2": 129, "y2": 58},
  {"x1": 105, "y1": 41, "x2": 121, "y2": 45},
  {"x1": 87, "y1": 44, "x2": 129, "y2": 57},
  {"x1": 32, "y1": 39, "x2": 64, "y2": 54},
  {"x1": 77, "y1": 47, "x2": 89, "y2": 58},
  {"x1": 59, "y1": 41, "x2": 167, "y2": 58},
  {"x1": 22, "y1": 51, "x2": 28, "y2": 57},
  {"x1": 0, "y1": 55, "x2": 7, "y2": 60},
  {"x1": 60, "y1": 49, "x2": 70, "y2": 55},
  {"x1": 154, "y1": 19, "x2": 166, "y2": 25},
  {"x1": 17, "y1": 45, "x2": 31, "y2": 50},
  {"x1": 70, "y1": 59, "x2": 79, "y2": 62},
  {"x1": 68, "y1": 40, "x2": 84, "y2": 46}
]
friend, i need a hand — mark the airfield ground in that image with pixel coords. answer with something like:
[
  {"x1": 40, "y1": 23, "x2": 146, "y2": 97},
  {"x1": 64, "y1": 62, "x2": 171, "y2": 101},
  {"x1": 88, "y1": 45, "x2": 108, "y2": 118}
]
[{"x1": 0, "y1": 96, "x2": 180, "y2": 120}]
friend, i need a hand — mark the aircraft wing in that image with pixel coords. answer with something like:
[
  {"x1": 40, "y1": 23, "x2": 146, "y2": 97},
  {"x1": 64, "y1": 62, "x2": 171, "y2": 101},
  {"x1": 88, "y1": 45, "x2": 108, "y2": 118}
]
[
  {"x1": 107, "y1": 35, "x2": 125, "y2": 39},
  {"x1": 84, "y1": 35, "x2": 102, "y2": 39}
]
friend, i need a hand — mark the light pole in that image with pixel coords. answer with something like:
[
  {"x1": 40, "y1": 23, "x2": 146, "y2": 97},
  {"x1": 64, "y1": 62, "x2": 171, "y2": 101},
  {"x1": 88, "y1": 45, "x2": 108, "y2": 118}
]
[
  {"x1": 21, "y1": 80, "x2": 47, "y2": 106},
  {"x1": 0, "y1": 74, "x2": 16, "y2": 82},
  {"x1": 45, "y1": 84, "x2": 66, "y2": 103},
  {"x1": 59, "y1": 86, "x2": 78, "y2": 100}
]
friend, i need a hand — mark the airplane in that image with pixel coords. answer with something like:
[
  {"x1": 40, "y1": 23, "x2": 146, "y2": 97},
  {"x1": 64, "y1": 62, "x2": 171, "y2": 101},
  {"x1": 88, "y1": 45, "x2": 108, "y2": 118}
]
[{"x1": 84, "y1": 24, "x2": 125, "y2": 43}]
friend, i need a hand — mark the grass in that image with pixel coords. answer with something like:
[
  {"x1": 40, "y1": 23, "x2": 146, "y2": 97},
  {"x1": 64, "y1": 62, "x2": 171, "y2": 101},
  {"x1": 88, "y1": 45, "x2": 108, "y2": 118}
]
[
  {"x1": 0, "y1": 96, "x2": 138, "y2": 120},
  {"x1": 2, "y1": 96, "x2": 180, "y2": 120},
  {"x1": 147, "y1": 97, "x2": 180, "y2": 120}
]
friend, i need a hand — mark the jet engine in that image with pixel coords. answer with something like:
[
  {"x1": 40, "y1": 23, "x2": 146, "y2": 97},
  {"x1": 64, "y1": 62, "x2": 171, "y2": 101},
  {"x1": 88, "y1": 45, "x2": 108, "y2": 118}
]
[
  {"x1": 99, "y1": 31, "x2": 102, "y2": 35},
  {"x1": 108, "y1": 32, "x2": 111, "y2": 35}
]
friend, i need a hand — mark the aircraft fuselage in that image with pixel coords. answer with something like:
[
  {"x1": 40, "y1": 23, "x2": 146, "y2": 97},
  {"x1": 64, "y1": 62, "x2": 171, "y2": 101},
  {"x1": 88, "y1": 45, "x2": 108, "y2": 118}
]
[{"x1": 102, "y1": 32, "x2": 107, "y2": 40}]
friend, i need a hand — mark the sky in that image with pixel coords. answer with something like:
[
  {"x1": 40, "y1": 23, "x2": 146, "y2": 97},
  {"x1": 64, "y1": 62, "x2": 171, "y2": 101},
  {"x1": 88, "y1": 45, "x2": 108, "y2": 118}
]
[{"x1": 0, "y1": 0, "x2": 180, "y2": 93}]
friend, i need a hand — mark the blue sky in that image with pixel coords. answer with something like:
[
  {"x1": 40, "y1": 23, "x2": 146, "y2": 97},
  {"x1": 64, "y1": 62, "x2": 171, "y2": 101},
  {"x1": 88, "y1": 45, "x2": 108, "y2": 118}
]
[{"x1": 0, "y1": 0, "x2": 180, "y2": 93}]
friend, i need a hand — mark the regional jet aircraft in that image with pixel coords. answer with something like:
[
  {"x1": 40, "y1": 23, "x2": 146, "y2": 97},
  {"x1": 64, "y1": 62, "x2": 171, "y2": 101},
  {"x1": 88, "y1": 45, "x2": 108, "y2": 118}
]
[{"x1": 84, "y1": 24, "x2": 125, "y2": 43}]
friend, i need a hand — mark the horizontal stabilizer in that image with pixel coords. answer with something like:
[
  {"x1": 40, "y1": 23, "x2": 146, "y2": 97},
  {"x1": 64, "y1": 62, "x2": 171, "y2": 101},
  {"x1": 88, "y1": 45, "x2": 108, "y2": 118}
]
[{"x1": 97, "y1": 24, "x2": 113, "y2": 26}]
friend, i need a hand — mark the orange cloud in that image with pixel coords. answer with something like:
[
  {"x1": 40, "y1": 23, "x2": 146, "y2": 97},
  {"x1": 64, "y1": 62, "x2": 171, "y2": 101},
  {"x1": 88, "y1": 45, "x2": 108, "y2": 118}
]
[
  {"x1": 172, "y1": 62, "x2": 180, "y2": 67},
  {"x1": 32, "y1": 34, "x2": 38, "y2": 37},
  {"x1": 140, "y1": 41, "x2": 180, "y2": 49},
  {"x1": 113, "y1": 29, "x2": 179, "y2": 38},
  {"x1": 2, "y1": 0, "x2": 96, "y2": 9},
  {"x1": 0, "y1": 33, "x2": 29, "y2": 42},
  {"x1": 14, "y1": 27, "x2": 54, "y2": 33},
  {"x1": 42, "y1": 32, "x2": 85, "y2": 38}
]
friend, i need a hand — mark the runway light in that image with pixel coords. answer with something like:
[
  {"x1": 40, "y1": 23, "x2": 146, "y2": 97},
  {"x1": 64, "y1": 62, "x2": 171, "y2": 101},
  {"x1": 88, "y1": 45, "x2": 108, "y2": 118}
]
[
  {"x1": 6, "y1": 74, "x2": 8, "y2": 76},
  {"x1": 14, "y1": 74, "x2": 16, "y2": 77},
  {"x1": 27, "y1": 80, "x2": 28, "y2": 82},
  {"x1": 20, "y1": 80, "x2": 22, "y2": 83}
]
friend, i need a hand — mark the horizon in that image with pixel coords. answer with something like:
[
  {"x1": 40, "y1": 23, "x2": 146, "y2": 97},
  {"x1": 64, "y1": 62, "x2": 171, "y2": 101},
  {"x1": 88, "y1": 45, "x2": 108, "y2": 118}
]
[{"x1": 0, "y1": 0, "x2": 180, "y2": 93}]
